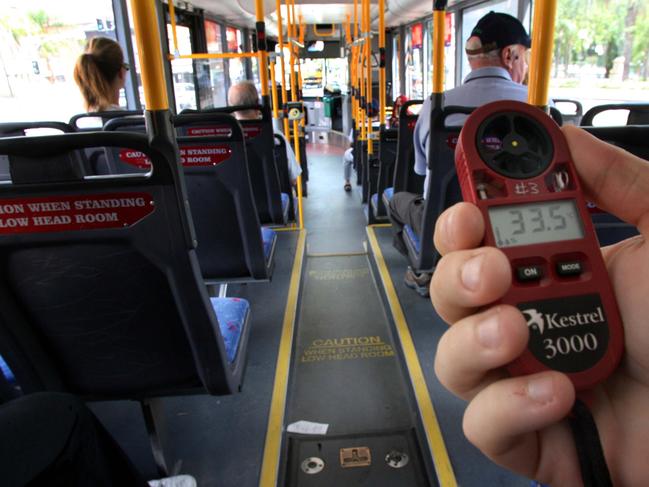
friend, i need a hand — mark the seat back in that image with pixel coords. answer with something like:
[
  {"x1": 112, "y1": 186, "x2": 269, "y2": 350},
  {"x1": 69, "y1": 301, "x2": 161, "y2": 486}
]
[
  {"x1": 273, "y1": 134, "x2": 296, "y2": 221},
  {"x1": 69, "y1": 110, "x2": 143, "y2": 132},
  {"x1": 0, "y1": 131, "x2": 248, "y2": 399},
  {"x1": 180, "y1": 105, "x2": 285, "y2": 224},
  {"x1": 0, "y1": 122, "x2": 76, "y2": 180},
  {"x1": 392, "y1": 100, "x2": 425, "y2": 194},
  {"x1": 405, "y1": 105, "x2": 474, "y2": 273},
  {"x1": 552, "y1": 99, "x2": 583, "y2": 125},
  {"x1": 105, "y1": 114, "x2": 271, "y2": 282},
  {"x1": 581, "y1": 103, "x2": 649, "y2": 127},
  {"x1": 371, "y1": 128, "x2": 398, "y2": 219}
]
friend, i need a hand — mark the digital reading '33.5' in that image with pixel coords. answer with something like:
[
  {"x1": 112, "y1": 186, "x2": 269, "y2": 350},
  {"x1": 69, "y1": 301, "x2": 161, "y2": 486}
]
[{"x1": 454, "y1": 100, "x2": 624, "y2": 390}]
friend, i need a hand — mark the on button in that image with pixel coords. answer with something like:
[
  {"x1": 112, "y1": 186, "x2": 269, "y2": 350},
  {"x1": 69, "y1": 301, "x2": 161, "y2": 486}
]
[{"x1": 516, "y1": 265, "x2": 543, "y2": 282}]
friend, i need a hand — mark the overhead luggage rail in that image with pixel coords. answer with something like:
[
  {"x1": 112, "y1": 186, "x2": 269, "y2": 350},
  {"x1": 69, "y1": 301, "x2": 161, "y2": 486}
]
[
  {"x1": 181, "y1": 104, "x2": 289, "y2": 225},
  {"x1": 0, "y1": 130, "x2": 250, "y2": 399},
  {"x1": 580, "y1": 103, "x2": 649, "y2": 127},
  {"x1": 104, "y1": 112, "x2": 277, "y2": 283}
]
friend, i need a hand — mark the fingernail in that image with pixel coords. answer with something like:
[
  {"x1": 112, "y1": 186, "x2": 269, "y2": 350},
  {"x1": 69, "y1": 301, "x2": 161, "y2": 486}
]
[
  {"x1": 527, "y1": 376, "x2": 555, "y2": 404},
  {"x1": 461, "y1": 253, "x2": 484, "y2": 291},
  {"x1": 476, "y1": 312, "x2": 501, "y2": 349},
  {"x1": 442, "y1": 209, "x2": 455, "y2": 248}
]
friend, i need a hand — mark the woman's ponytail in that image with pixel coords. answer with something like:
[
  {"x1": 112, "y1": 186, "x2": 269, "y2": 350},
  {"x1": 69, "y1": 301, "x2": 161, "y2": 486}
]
[{"x1": 73, "y1": 38, "x2": 124, "y2": 112}]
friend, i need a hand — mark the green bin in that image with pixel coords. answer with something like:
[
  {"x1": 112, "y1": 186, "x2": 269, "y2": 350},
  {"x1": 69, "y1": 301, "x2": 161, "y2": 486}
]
[{"x1": 323, "y1": 96, "x2": 333, "y2": 118}]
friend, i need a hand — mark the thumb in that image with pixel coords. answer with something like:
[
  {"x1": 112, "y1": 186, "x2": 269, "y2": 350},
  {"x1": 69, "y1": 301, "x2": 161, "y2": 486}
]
[{"x1": 562, "y1": 125, "x2": 649, "y2": 236}]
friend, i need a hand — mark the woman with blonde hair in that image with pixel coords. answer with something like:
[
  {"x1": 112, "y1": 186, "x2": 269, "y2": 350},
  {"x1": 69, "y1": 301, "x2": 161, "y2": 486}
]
[{"x1": 73, "y1": 37, "x2": 128, "y2": 112}]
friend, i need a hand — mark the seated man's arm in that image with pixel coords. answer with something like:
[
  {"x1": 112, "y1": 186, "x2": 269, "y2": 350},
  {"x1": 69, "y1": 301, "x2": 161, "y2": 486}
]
[{"x1": 413, "y1": 99, "x2": 430, "y2": 176}]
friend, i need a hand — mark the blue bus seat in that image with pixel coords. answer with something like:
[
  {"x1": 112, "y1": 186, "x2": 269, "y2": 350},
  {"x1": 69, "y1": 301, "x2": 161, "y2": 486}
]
[
  {"x1": 403, "y1": 105, "x2": 474, "y2": 273},
  {"x1": 181, "y1": 105, "x2": 287, "y2": 225},
  {"x1": 381, "y1": 186, "x2": 395, "y2": 209},
  {"x1": 370, "y1": 127, "x2": 399, "y2": 221},
  {"x1": 211, "y1": 297, "x2": 250, "y2": 363},
  {"x1": 0, "y1": 130, "x2": 250, "y2": 398},
  {"x1": 104, "y1": 113, "x2": 276, "y2": 283}
]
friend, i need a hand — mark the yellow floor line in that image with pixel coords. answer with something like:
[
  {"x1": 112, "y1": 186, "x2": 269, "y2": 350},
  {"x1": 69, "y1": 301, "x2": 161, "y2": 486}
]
[
  {"x1": 366, "y1": 226, "x2": 458, "y2": 487},
  {"x1": 258, "y1": 229, "x2": 307, "y2": 487},
  {"x1": 368, "y1": 223, "x2": 392, "y2": 228}
]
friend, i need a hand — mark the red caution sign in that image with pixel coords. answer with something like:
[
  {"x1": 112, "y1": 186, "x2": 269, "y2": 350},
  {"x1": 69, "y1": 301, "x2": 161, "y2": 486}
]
[
  {"x1": 119, "y1": 149, "x2": 151, "y2": 169},
  {"x1": 186, "y1": 124, "x2": 262, "y2": 140},
  {"x1": 179, "y1": 145, "x2": 232, "y2": 166},
  {"x1": 0, "y1": 192, "x2": 155, "y2": 234},
  {"x1": 187, "y1": 126, "x2": 233, "y2": 137}
]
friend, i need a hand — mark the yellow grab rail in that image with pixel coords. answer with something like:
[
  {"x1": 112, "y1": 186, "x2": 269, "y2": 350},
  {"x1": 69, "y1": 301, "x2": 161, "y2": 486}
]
[
  {"x1": 130, "y1": 0, "x2": 169, "y2": 111},
  {"x1": 432, "y1": 8, "x2": 446, "y2": 95},
  {"x1": 528, "y1": 0, "x2": 557, "y2": 108}
]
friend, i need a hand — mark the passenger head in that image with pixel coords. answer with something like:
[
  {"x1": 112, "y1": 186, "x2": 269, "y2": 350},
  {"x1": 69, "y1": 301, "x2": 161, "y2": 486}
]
[
  {"x1": 465, "y1": 12, "x2": 531, "y2": 83},
  {"x1": 227, "y1": 81, "x2": 261, "y2": 120},
  {"x1": 73, "y1": 37, "x2": 127, "y2": 112}
]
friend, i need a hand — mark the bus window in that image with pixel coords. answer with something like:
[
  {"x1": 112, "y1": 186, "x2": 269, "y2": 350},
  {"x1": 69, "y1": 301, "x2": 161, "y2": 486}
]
[
  {"x1": 405, "y1": 23, "x2": 424, "y2": 99},
  {"x1": 302, "y1": 58, "x2": 325, "y2": 97},
  {"x1": 392, "y1": 34, "x2": 401, "y2": 99},
  {"x1": 166, "y1": 24, "x2": 196, "y2": 112},
  {"x1": 226, "y1": 27, "x2": 246, "y2": 87},
  {"x1": 460, "y1": 0, "x2": 519, "y2": 81},
  {"x1": 0, "y1": 0, "x2": 117, "y2": 122},
  {"x1": 200, "y1": 19, "x2": 226, "y2": 109}
]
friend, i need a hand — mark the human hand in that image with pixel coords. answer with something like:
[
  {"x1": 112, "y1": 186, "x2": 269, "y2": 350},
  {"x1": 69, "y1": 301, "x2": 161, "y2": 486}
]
[{"x1": 430, "y1": 125, "x2": 649, "y2": 486}]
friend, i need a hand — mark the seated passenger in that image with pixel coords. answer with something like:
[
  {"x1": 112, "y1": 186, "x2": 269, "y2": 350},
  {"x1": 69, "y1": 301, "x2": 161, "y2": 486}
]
[
  {"x1": 0, "y1": 392, "x2": 196, "y2": 486},
  {"x1": 388, "y1": 12, "x2": 531, "y2": 297},
  {"x1": 73, "y1": 37, "x2": 129, "y2": 113},
  {"x1": 430, "y1": 125, "x2": 649, "y2": 486},
  {"x1": 388, "y1": 95, "x2": 409, "y2": 128},
  {"x1": 227, "y1": 81, "x2": 302, "y2": 187}
]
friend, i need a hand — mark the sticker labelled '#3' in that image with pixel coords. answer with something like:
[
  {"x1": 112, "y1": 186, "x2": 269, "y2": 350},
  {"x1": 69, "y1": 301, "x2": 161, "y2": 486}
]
[{"x1": 518, "y1": 294, "x2": 609, "y2": 373}]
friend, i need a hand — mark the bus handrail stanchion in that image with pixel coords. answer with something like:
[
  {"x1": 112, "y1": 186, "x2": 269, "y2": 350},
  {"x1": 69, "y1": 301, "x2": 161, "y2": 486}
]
[
  {"x1": 527, "y1": 0, "x2": 558, "y2": 111},
  {"x1": 286, "y1": 0, "x2": 304, "y2": 230},
  {"x1": 378, "y1": 0, "x2": 386, "y2": 131},
  {"x1": 275, "y1": 0, "x2": 291, "y2": 137}
]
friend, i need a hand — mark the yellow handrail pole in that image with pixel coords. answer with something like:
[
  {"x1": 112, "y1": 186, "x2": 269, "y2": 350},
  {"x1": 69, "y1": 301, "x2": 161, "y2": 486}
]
[
  {"x1": 353, "y1": 0, "x2": 361, "y2": 133},
  {"x1": 286, "y1": 0, "x2": 304, "y2": 230},
  {"x1": 432, "y1": 3, "x2": 446, "y2": 95},
  {"x1": 359, "y1": 0, "x2": 366, "y2": 143},
  {"x1": 276, "y1": 0, "x2": 290, "y2": 136},
  {"x1": 378, "y1": 0, "x2": 386, "y2": 129},
  {"x1": 168, "y1": 0, "x2": 180, "y2": 56},
  {"x1": 297, "y1": 16, "x2": 305, "y2": 98},
  {"x1": 269, "y1": 58, "x2": 280, "y2": 120},
  {"x1": 365, "y1": 0, "x2": 373, "y2": 155},
  {"x1": 169, "y1": 52, "x2": 259, "y2": 60},
  {"x1": 255, "y1": 0, "x2": 270, "y2": 105},
  {"x1": 527, "y1": 0, "x2": 557, "y2": 109},
  {"x1": 130, "y1": 0, "x2": 169, "y2": 112}
]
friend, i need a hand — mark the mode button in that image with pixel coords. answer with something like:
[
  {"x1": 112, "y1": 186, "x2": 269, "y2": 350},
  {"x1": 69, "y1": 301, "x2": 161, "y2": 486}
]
[{"x1": 557, "y1": 261, "x2": 583, "y2": 277}]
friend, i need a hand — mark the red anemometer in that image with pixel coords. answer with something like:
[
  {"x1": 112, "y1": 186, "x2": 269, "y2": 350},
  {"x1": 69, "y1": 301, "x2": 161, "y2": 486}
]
[{"x1": 455, "y1": 100, "x2": 624, "y2": 390}]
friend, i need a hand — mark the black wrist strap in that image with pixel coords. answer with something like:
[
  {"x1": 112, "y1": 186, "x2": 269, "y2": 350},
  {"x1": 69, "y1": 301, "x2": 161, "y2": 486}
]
[{"x1": 568, "y1": 399, "x2": 613, "y2": 487}]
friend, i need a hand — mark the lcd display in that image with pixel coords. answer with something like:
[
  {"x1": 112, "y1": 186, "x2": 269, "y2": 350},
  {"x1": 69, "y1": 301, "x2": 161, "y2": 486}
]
[{"x1": 488, "y1": 200, "x2": 584, "y2": 248}]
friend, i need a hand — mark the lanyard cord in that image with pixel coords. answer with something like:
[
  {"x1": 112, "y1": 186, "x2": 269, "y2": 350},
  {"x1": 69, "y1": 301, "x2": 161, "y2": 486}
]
[{"x1": 568, "y1": 399, "x2": 613, "y2": 487}]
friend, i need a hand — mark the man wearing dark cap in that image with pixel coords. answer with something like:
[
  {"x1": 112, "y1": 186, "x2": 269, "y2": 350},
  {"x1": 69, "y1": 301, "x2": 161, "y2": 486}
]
[{"x1": 388, "y1": 11, "x2": 531, "y2": 297}]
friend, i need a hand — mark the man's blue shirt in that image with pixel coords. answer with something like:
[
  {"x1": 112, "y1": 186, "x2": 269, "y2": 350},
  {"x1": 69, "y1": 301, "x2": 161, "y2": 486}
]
[{"x1": 413, "y1": 66, "x2": 528, "y2": 197}]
